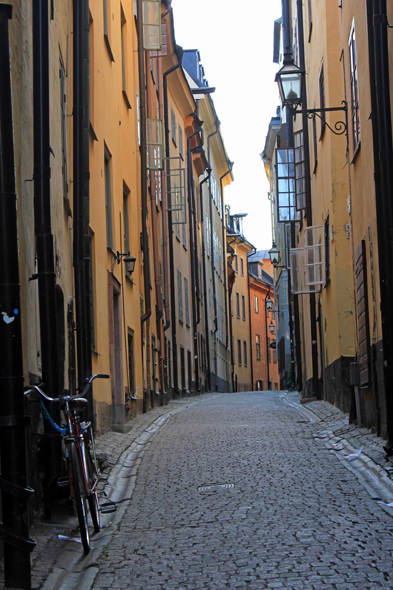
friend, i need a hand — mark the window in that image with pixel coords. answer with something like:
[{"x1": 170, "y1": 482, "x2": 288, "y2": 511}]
[
  {"x1": 324, "y1": 214, "x2": 330, "y2": 283},
  {"x1": 236, "y1": 292, "x2": 240, "y2": 318},
  {"x1": 171, "y1": 107, "x2": 177, "y2": 145},
  {"x1": 291, "y1": 225, "x2": 326, "y2": 294},
  {"x1": 255, "y1": 296, "x2": 259, "y2": 313},
  {"x1": 142, "y1": 0, "x2": 162, "y2": 50},
  {"x1": 104, "y1": 146, "x2": 113, "y2": 249},
  {"x1": 182, "y1": 204, "x2": 187, "y2": 248},
  {"x1": 267, "y1": 337, "x2": 271, "y2": 363},
  {"x1": 356, "y1": 240, "x2": 370, "y2": 386},
  {"x1": 307, "y1": 0, "x2": 312, "y2": 41},
  {"x1": 121, "y1": 7, "x2": 132, "y2": 108},
  {"x1": 60, "y1": 54, "x2": 70, "y2": 214},
  {"x1": 243, "y1": 341, "x2": 247, "y2": 367},
  {"x1": 187, "y1": 349, "x2": 192, "y2": 391},
  {"x1": 256, "y1": 334, "x2": 261, "y2": 361},
  {"x1": 178, "y1": 124, "x2": 183, "y2": 158},
  {"x1": 89, "y1": 232, "x2": 95, "y2": 348},
  {"x1": 177, "y1": 270, "x2": 183, "y2": 323},
  {"x1": 319, "y1": 62, "x2": 325, "y2": 138},
  {"x1": 237, "y1": 339, "x2": 242, "y2": 366},
  {"x1": 123, "y1": 183, "x2": 130, "y2": 266},
  {"x1": 272, "y1": 341, "x2": 277, "y2": 364},
  {"x1": 242, "y1": 294, "x2": 246, "y2": 321},
  {"x1": 180, "y1": 346, "x2": 185, "y2": 390},
  {"x1": 206, "y1": 214, "x2": 210, "y2": 257},
  {"x1": 349, "y1": 21, "x2": 360, "y2": 152},
  {"x1": 128, "y1": 330, "x2": 135, "y2": 394},
  {"x1": 234, "y1": 255, "x2": 238, "y2": 272},
  {"x1": 152, "y1": 334, "x2": 157, "y2": 389},
  {"x1": 240, "y1": 257, "x2": 244, "y2": 276},
  {"x1": 103, "y1": 0, "x2": 115, "y2": 61},
  {"x1": 184, "y1": 277, "x2": 190, "y2": 327},
  {"x1": 276, "y1": 148, "x2": 300, "y2": 223},
  {"x1": 312, "y1": 108, "x2": 318, "y2": 173},
  {"x1": 294, "y1": 130, "x2": 306, "y2": 210}
]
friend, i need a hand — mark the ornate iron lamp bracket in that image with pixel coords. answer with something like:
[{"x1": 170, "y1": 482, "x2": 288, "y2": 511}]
[{"x1": 293, "y1": 101, "x2": 348, "y2": 137}]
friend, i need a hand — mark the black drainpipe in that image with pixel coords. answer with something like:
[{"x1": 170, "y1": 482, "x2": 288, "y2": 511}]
[
  {"x1": 137, "y1": 0, "x2": 151, "y2": 406},
  {"x1": 187, "y1": 120, "x2": 204, "y2": 392},
  {"x1": 33, "y1": 0, "x2": 62, "y2": 517},
  {"x1": 296, "y1": 0, "x2": 317, "y2": 396},
  {"x1": 220, "y1": 162, "x2": 233, "y2": 353},
  {"x1": 199, "y1": 169, "x2": 212, "y2": 390},
  {"x1": 367, "y1": 0, "x2": 393, "y2": 450},
  {"x1": 247, "y1": 249, "x2": 256, "y2": 390},
  {"x1": 163, "y1": 46, "x2": 183, "y2": 396},
  {"x1": 0, "y1": 6, "x2": 35, "y2": 586},
  {"x1": 73, "y1": 0, "x2": 92, "y2": 418}
]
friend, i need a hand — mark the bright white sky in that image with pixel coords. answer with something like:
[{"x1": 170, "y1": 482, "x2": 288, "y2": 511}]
[{"x1": 171, "y1": 0, "x2": 282, "y2": 250}]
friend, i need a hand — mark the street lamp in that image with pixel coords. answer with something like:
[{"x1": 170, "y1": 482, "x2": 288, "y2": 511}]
[
  {"x1": 266, "y1": 297, "x2": 273, "y2": 312},
  {"x1": 275, "y1": 62, "x2": 304, "y2": 112},
  {"x1": 269, "y1": 321, "x2": 275, "y2": 334},
  {"x1": 275, "y1": 61, "x2": 347, "y2": 136},
  {"x1": 268, "y1": 242, "x2": 281, "y2": 268},
  {"x1": 117, "y1": 252, "x2": 136, "y2": 276}
]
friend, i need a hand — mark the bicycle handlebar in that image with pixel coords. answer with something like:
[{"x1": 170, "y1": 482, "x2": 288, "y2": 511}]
[{"x1": 24, "y1": 373, "x2": 110, "y2": 403}]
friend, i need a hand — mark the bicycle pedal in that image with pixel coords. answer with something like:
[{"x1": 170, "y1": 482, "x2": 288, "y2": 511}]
[
  {"x1": 57, "y1": 477, "x2": 69, "y2": 489},
  {"x1": 100, "y1": 502, "x2": 117, "y2": 514}
]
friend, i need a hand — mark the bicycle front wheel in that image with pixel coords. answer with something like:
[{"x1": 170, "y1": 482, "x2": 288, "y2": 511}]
[{"x1": 69, "y1": 441, "x2": 90, "y2": 553}]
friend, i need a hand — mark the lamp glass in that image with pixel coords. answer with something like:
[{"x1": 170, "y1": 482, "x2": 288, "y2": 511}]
[
  {"x1": 268, "y1": 243, "x2": 280, "y2": 267},
  {"x1": 124, "y1": 255, "x2": 136, "y2": 275},
  {"x1": 276, "y1": 63, "x2": 303, "y2": 109}
]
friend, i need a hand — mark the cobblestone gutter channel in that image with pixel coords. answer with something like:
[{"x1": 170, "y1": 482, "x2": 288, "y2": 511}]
[{"x1": 1, "y1": 390, "x2": 393, "y2": 590}]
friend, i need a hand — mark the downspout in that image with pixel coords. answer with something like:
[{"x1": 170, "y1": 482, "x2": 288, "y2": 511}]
[
  {"x1": 220, "y1": 162, "x2": 233, "y2": 378},
  {"x1": 187, "y1": 121, "x2": 204, "y2": 392},
  {"x1": 265, "y1": 287, "x2": 271, "y2": 389},
  {"x1": 146, "y1": 50, "x2": 164, "y2": 399},
  {"x1": 296, "y1": 0, "x2": 318, "y2": 396},
  {"x1": 33, "y1": 0, "x2": 62, "y2": 516},
  {"x1": 0, "y1": 6, "x2": 34, "y2": 586},
  {"x1": 137, "y1": 0, "x2": 152, "y2": 401},
  {"x1": 367, "y1": 0, "x2": 393, "y2": 449},
  {"x1": 207, "y1": 124, "x2": 220, "y2": 333},
  {"x1": 73, "y1": 0, "x2": 93, "y2": 419},
  {"x1": 158, "y1": 40, "x2": 170, "y2": 333},
  {"x1": 247, "y1": 251, "x2": 256, "y2": 391},
  {"x1": 199, "y1": 169, "x2": 212, "y2": 390},
  {"x1": 163, "y1": 46, "x2": 183, "y2": 396}
]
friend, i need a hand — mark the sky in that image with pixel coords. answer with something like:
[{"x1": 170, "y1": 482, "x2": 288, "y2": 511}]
[{"x1": 171, "y1": 0, "x2": 282, "y2": 251}]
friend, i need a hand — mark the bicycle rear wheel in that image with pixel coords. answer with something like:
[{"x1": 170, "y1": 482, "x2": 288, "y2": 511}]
[
  {"x1": 69, "y1": 441, "x2": 90, "y2": 553},
  {"x1": 85, "y1": 451, "x2": 101, "y2": 532}
]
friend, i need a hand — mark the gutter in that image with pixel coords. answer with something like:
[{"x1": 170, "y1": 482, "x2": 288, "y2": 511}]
[{"x1": 199, "y1": 169, "x2": 212, "y2": 390}]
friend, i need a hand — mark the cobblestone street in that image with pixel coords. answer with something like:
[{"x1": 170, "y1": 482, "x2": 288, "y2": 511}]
[
  {"x1": 91, "y1": 391, "x2": 393, "y2": 590},
  {"x1": 3, "y1": 390, "x2": 393, "y2": 590}
]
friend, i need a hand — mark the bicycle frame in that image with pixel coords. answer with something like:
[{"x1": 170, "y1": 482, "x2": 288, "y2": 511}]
[{"x1": 24, "y1": 373, "x2": 109, "y2": 552}]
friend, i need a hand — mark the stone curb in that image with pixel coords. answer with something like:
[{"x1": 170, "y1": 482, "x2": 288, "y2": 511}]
[{"x1": 281, "y1": 390, "x2": 393, "y2": 514}]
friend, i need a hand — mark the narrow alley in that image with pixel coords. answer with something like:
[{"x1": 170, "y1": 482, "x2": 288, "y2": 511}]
[{"x1": 25, "y1": 391, "x2": 393, "y2": 590}]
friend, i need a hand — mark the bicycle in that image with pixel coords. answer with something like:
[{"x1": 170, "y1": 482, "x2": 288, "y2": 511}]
[{"x1": 25, "y1": 373, "x2": 109, "y2": 553}]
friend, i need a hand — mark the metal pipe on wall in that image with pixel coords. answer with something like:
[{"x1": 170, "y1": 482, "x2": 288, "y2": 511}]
[
  {"x1": 32, "y1": 0, "x2": 62, "y2": 517},
  {"x1": 163, "y1": 48, "x2": 183, "y2": 396},
  {"x1": 0, "y1": 6, "x2": 34, "y2": 586}
]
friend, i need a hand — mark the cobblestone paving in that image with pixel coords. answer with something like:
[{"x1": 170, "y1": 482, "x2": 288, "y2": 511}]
[{"x1": 91, "y1": 392, "x2": 393, "y2": 590}]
